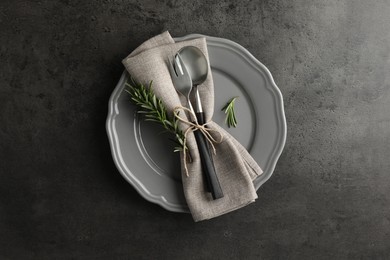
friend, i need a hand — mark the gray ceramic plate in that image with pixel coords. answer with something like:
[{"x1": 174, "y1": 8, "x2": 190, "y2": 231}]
[{"x1": 106, "y1": 34, "x2": 287, "y2": 213}]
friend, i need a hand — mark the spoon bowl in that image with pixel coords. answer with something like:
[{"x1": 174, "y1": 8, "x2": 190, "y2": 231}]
[{"x1": 178, "y1": 46, "x2": 209, "y2": 86}]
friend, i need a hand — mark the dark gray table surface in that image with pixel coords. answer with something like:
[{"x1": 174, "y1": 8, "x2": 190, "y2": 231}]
[{"x1": 1, "y1": 0, "x2": 390, "y2": 259}]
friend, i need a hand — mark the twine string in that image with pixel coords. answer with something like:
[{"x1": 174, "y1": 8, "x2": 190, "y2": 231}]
[{"x1": 173, "y1": 106, "x2": 223, "y2": 176}]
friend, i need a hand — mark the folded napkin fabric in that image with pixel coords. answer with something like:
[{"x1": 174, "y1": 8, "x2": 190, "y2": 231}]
[{"x1": 122, "y1": 31, "x2": 263, "y2": 221}]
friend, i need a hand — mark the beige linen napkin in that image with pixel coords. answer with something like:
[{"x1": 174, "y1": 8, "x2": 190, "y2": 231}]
[{"x1": 122, "y1": 31, "x2": 263, "y2": 221}]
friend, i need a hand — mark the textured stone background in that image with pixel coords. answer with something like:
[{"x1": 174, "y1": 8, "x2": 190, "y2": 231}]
[{"x1": 1, "y1": 0, "x2": 390, "y2": 259}]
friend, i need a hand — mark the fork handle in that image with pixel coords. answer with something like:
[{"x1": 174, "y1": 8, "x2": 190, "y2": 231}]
[{"x1": 194, "y1": 112, "x2": 224, "y2": 200}]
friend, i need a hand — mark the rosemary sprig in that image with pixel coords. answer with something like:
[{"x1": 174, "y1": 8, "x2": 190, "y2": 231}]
[
  {"x1": 125, "y1": 77, "x2": 186, "y2": 152},
  {"x1": 221, "y1": 97, "x2": 238, "y2": 128}
]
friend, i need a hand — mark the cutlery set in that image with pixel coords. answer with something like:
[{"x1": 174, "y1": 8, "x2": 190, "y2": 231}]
[{"x1": 169, "y1": 46, "x2": 224, "y2": 200}]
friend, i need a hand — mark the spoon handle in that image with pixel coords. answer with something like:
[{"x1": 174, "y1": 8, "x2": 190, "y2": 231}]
[
  {"x1": 196, "y1": 111, "x2": 224, "y2": 199},
  {"x1": 194, "y1": 111, "x2": 211, "y2": 192},
  {"x1": 193, "y1": 127, "x2": 224, "y2": 200}
]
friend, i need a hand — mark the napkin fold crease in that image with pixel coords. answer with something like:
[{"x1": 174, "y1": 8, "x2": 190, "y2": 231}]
[{"x1": 122, "y1": 31, "x2": 263, "y2": 222}]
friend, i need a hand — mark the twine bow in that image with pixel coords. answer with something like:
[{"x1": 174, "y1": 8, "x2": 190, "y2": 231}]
[{"x1": 173, "y1": 106, "x2": 223, "y2": 176}]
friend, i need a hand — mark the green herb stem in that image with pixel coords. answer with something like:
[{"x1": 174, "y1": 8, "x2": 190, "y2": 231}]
[{"x1": 125, "y1": 77, "x2": 186, "y2": 152}]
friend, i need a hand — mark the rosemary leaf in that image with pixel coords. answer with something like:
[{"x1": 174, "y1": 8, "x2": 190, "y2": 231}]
[{"x1": 221, "y1": 97, "x2": 238, "y2": 128}]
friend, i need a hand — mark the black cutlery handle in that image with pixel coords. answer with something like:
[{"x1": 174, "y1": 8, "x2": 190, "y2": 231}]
[
  {"x1": 196, "y1": 111, "x2": 206, "y2": 126},
  {"x1": 194, "y1": 112, "x2": 224, "y2": 200},
  {"x1": 193, "y1": 130, "x2": 224, "y2": 200},
  {"x1": 195, "y1": 112, "x2": 211, "y2": 192}
]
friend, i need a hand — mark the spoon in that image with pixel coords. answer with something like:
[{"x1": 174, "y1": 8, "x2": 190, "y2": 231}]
[
  {"x1": 178, "y1": 46, "x2": 208, "y2": 125},
  {"x1": 178, "y1": 46, "x2": 224, "y2": 200}
]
